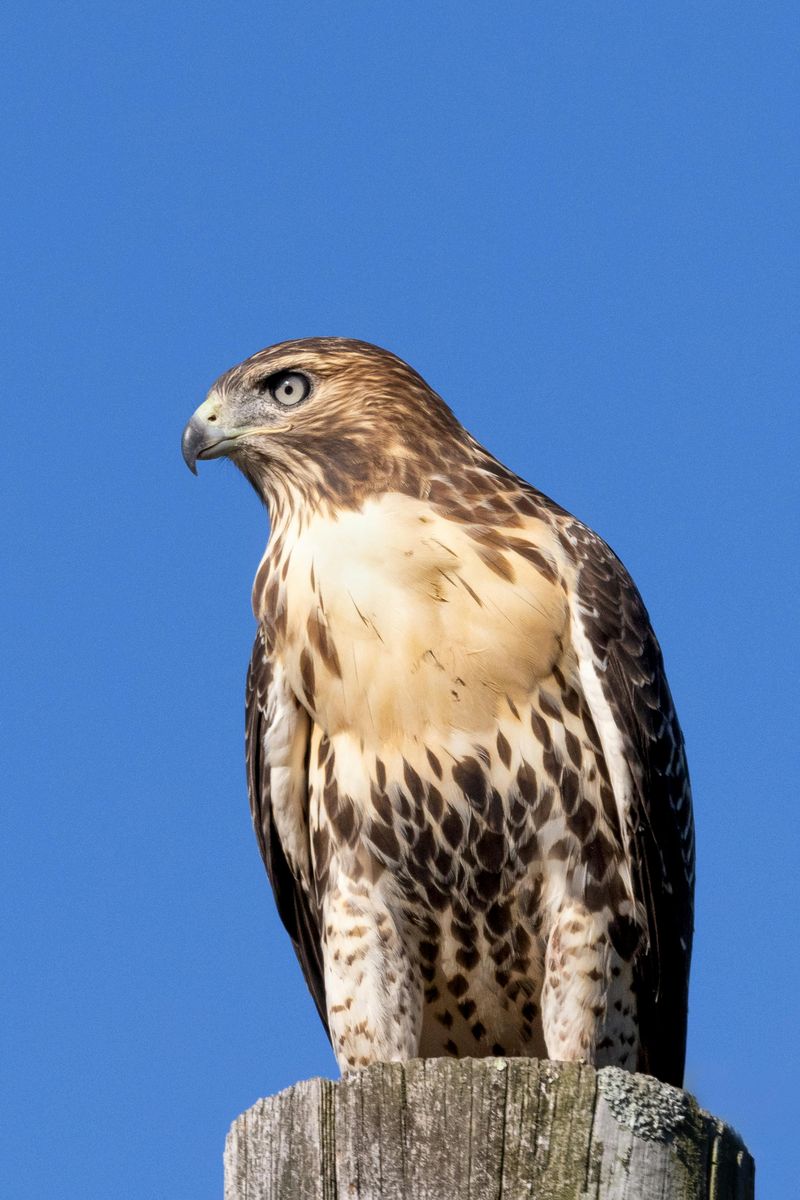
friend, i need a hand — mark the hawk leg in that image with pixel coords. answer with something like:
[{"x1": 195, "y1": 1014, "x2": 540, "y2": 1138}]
[
  {"x1": 541, "y1": 901, "x2": 639, "y2": 1070},
  {"x1": 322, "y1": 870, "x2": 422, "y2": 1071}
]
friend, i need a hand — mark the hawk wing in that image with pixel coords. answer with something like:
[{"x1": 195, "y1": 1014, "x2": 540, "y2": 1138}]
[
  {"x1": 245, "y1": 625, "x2": 329, "y2": 1034},
  {"x1": 569, "y1": 522, "x2": 695, "y2": 1086}
]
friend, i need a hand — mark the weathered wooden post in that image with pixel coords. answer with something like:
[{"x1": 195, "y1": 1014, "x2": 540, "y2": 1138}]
[{"x1": 224, "y1": 1057, "x2": 753, "y2": 1199}]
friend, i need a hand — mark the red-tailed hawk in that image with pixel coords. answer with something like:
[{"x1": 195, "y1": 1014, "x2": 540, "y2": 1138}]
[{"x1": 182, "y1": 338, "x2": 694, "y2": 1085}]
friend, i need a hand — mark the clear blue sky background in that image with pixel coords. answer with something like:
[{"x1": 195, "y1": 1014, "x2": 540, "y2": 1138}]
[{"x1": 2, "y1": 3, "x2": 796, "y2": 1197}]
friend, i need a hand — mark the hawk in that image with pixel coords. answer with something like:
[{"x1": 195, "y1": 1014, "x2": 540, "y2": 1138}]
[{"x1": 182, "y1": 338, "x2": 694, "y2": 1086}]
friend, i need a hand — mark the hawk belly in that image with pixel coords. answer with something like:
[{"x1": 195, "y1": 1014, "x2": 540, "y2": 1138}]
[{"x1": 262, "y1": 495, "x2": 641, "y2": 1071}]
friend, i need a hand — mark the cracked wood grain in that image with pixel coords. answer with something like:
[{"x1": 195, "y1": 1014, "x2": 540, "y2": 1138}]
[{"x1": 224, "y1": 1058, "x2": 754, "y2": 1200}]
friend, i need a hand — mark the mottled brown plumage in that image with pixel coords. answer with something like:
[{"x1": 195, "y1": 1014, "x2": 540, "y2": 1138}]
[{"x1": 183, "y1": 337, "x2": 694, "y2": 1085}]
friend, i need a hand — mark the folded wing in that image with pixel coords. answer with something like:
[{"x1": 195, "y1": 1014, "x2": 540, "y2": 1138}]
[
  {"x1": 245, "y1": 626, "x2": 328, "y2": 1034},
  {"x1": 569, "y1": 521, "x2": 695, "y2": 1085}
]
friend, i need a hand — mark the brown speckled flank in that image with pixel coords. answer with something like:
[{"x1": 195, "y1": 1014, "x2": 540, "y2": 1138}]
[{"x1": 192, "y1": 337, "x2": 693, "y2": 1087}]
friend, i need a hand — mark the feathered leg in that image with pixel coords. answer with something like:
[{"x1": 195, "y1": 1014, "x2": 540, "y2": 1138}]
[
  {"x1": 322, "y1": 866, "x2": 421, "y2": 1070},
  {"x1": 541, "y1": 900, "x2": 639, "y2": 1069}
]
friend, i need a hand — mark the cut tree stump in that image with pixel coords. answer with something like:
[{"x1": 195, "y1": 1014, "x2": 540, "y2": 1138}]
[{"x1": 224, "y1": 1057, "x2": 753, "y2": 1200}]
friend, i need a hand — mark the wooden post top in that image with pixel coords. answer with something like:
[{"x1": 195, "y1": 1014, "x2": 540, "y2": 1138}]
[{"x1": 224, "y1": 1057, "x2": 753, "y2": 1200}]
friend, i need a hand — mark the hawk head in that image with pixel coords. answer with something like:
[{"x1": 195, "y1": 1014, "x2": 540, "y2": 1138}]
[{"x1": 182, "y1": 338, "x2": 465, "y2": 510}]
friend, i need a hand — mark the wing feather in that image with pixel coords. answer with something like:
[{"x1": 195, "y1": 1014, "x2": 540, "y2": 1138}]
[
  {"x1": 569, "y1": 521, "x2": 694, "y2": 1086},
  {"x1": 245, "y1": 626, "x2": 329, "y2": 1035}
]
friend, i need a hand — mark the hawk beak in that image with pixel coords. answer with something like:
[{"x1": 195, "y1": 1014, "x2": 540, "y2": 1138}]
[
  {"x1": 182, "y1": 409, "x2": 295, "y2": 475},
  {"x1": 181, "y1": 414, "x2": 231, "y2": 475}
]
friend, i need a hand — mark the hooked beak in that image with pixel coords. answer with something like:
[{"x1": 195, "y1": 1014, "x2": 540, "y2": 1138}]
[
  {"x1": 181, "y1": 403, "x2": 294, "y2": 475},
  {"x1": 181, "y1": 414, "x2": 236, "y2": 475}
]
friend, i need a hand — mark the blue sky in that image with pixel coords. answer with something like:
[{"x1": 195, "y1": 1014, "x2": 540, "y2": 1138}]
[{"x1": 2, "y1": 3, "x2": 797, "y2": 1196}]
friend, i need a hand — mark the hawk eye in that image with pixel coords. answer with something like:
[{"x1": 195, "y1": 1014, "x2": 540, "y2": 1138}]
[{"x1": 268, "y1": 371, "x2": 310, "y2": 407}]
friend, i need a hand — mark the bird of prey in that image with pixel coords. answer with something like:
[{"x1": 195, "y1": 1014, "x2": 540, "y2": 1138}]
[{"x1": 182, "y1": 338, "x2": 694, "y2": 1086}]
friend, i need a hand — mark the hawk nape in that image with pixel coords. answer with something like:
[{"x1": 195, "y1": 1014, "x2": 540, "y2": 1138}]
[{"x1": 182, "y1": 338, "x2": 694, "y2": 1085}]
